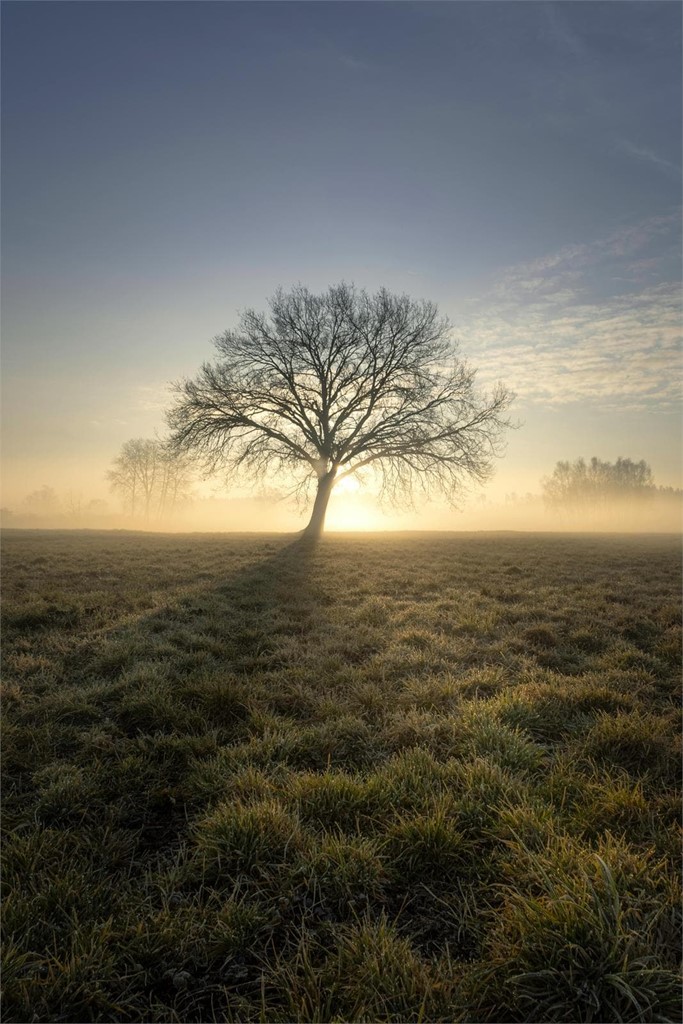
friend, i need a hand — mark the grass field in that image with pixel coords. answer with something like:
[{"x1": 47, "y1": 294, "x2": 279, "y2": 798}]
[{"x1": 1, "y1": 529, "x2": 681, "y2": 1024}]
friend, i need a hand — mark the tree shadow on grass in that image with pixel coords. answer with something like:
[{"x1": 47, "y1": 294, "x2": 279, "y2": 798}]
[
  {"x1": 32, "y1": 534, "x2": 331, "y2": 848},
  {"x1": 71, "y1": 533, "x2": 333, "y2": 688},
  {"x1": 167, "y1": 534, "x2": 326, "y2": 671}
]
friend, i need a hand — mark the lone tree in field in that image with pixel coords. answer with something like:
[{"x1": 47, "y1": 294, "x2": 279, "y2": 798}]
[{"x1": 168, "y1": 284, "x2": 513, "y2": 538}]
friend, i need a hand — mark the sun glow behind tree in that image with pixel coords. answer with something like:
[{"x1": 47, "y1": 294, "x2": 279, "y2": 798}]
[{"x1": 168, "y1": 283, "x2": 514, "y2": 537}]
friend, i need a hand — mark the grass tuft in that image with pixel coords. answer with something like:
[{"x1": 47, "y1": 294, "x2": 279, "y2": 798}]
[
  {"x1": 472, "y1": 844, "x2": 681, "y2": 1023},
  {"x1": 192, "y1": 799, "x2": 307, "y2": 883}
]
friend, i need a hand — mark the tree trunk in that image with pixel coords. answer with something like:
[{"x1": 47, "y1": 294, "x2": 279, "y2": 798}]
[{"x1": 302, "y1": 470, "x2": 336, "y2": 539}]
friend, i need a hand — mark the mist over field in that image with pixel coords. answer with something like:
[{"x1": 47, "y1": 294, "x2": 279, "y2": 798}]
[{"x1": 3, "y1": 482, "x2": 682, "y2": 535}]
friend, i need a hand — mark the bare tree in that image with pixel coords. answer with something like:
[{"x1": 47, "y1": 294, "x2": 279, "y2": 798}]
[
  {"x1": 154, "y1": 447, "x2": 195, "y2": 519},
  {"x1": 108, "y1": 439, "x2": 193, "y2": 521},
  {"x1": 65, "y1": 490, "x2": 83, "y2": 520},
  {"x1": 108, "y1": 439, "x2": 152, "y2": 519},
  {"x1": 168, "y1": 284, "x2": 514, "y2": 538}
]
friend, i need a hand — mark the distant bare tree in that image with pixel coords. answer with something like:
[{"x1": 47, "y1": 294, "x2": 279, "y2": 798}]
[
  {"x1": 108, "y1": 439, "x2": 193, "y2": 521},
  {"x1": 65, "y1": 490, "x2": 83, "y2": 519},
  {"x1": 85, "y1": 498, "x2": 109, "y2": 515},
  {"x1": 108, "y1": 439, "x2": 155, "y2": 519},
  {"x1": 155, "y1": 446, "x2": 195, "y2": 519},
  {"x1": 23, "y1": 485, "x2": 61, "y2": 517},
  {"x1": 168, "y1": 283, "x2": 513, "y2": 537}
]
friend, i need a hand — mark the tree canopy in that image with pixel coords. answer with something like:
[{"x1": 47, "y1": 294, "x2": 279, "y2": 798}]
[{"x1": 168, "y1": 284, "x2": 513, "y2": 536}]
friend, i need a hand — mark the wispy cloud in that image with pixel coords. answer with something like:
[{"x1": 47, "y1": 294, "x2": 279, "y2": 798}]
[
  {"x1": 337, "y1": 53, "x2": 373, "y2": 74},
  {"x1": 492, "y1": 212, "x2": 680, "y2": 288},
  {"x1": 133, "y1": 383, "x2": 171, "y2": 414},
  {"x1": 290, "y1": 45, "x2": 373, "y2": 76},
  {"x1": 454, "y1": 213, "x2": 682, "y2": 411},
  {"x1": 541, "y1": 4, "x2": 590, "y2": 63},
  {"x1": 616, "y1": 138, "x2": 681, "y2": 177}
]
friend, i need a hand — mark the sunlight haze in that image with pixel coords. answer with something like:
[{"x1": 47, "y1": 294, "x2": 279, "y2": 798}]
[{"x1": 2, "y1": 1, "x2": 681, "y2": 531}]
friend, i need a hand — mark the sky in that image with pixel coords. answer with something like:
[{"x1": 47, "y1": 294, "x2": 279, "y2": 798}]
[{"x1": 2, "y1": 1, "x2": 681, "y2": 529}]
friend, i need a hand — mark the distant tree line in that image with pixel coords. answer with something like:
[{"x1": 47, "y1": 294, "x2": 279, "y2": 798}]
[
  {"x1": 0, "y1": 487, "x2": 111, "y2": 527},
  {"x1": 1, "y1": 440, "x2": 196, "y2": 529},
  {"x1": 21, "y1": 486, "x2": 109, "y2": 519},
  {"x1": 107, "y1": 438, "x2": 193, "y2": 521},
  {"x1": 542, "y1": 457, "x2": 681, "y2": 512}
]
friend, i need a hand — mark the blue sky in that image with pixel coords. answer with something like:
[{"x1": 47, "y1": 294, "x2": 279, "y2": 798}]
[{"x1": 2, "y1": 1, "x2": 681, "y2": 516}]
